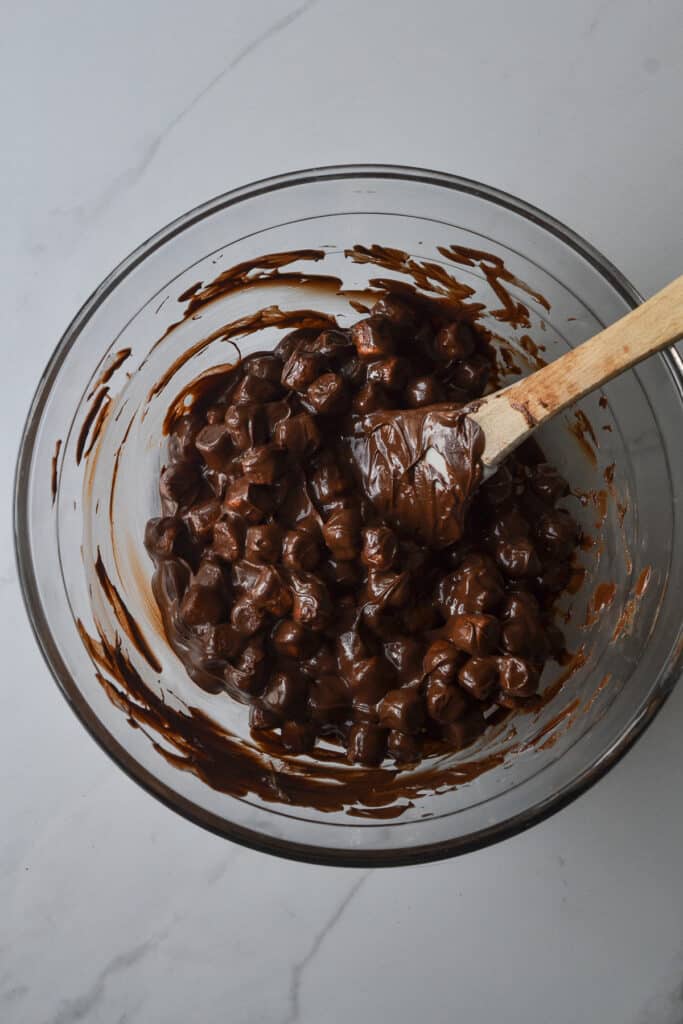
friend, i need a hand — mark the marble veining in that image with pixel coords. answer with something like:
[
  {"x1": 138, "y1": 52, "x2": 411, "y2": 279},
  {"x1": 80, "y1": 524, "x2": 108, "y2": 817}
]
[
  {"x1": 284, "y1": 873, "x2": 370, "y2": 1024},
  {"x1": 48, "y1": 931, "x2": 170, "y2": 1024},
  {"x1": 42, "y1": 0, "x2": 319, "y2": 236}
]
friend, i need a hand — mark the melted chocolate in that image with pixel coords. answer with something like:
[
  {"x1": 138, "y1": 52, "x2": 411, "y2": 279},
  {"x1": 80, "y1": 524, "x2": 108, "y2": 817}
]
[
  {"x1": 70, "y1": 242, "x2": 596, "y2": 815},
  {"x1": 76, "y1": 614, "x2": 510, "y2": 817},
  {"x1": 348, "y1": 405, "x2": 484, "y2": 548},
  {"x1": 143, "y1": 291, "x2": 580, "y2": 771}
]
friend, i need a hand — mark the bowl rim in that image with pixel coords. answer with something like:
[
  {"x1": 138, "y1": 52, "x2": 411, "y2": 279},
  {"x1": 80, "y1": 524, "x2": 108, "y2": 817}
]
[{"x1": 14, "y1": 163, "x2": 683, "y2": 868}]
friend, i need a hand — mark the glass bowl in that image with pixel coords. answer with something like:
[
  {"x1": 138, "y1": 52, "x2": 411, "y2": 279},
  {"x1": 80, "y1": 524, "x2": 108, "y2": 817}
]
[{"x1": 14, "y1": 165, "x2": 683, "y2": 867}]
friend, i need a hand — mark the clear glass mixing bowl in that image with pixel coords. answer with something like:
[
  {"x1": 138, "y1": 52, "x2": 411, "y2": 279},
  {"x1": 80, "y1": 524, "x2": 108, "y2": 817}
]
[{"x1": 14, "y1": 166, "x2": 683, "y2": 866}]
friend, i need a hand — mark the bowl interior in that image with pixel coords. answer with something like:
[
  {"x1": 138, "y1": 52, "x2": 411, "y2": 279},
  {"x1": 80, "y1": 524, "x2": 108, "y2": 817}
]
[{"x1": 17, "y1": 168, "x2": 683, "y2": 865}]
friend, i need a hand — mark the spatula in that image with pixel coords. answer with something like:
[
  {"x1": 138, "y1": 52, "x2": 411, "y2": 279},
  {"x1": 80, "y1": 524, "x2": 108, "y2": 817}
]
[{"x1": 469, "y1": 274, "x2": 683, "y2": 476}]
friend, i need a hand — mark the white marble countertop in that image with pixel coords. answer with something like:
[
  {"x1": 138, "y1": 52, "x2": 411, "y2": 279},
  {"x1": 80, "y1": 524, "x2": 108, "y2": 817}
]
[{"x1": 2, "y1": 2, "x2": 683, "y2": 1021}]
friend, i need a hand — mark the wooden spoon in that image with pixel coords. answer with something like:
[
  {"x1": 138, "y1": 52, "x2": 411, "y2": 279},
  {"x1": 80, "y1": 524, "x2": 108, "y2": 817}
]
[{"x1": 469, "y1": 274, "x2": 683, "y2": 475}]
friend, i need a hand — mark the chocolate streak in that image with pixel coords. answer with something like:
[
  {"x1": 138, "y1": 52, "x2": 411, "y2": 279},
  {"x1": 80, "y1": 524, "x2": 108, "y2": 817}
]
[
  {"x1": 50, "y1": 438, "x2": 62, "y2": 504},
  {"x1": 87, "y1": 348, "x2": 132, "y2": 397},
  {"x1": 76, "y1": 387, "x2": 110, "y2": 465},
  {"x1": 94, "y1": 551, "x2": 162, "y2": 673}
]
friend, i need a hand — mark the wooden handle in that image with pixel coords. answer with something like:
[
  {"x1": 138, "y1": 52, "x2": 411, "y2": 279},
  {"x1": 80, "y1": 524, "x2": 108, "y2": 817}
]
[{"x1": 470, "y1": 274, "x2": 683, "y2": 468}]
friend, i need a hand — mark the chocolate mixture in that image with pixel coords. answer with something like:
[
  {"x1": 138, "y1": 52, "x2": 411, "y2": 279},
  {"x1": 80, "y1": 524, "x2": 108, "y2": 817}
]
[{"x1": 144, "y1": 293, "x2": 579, "y2": 767}]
